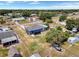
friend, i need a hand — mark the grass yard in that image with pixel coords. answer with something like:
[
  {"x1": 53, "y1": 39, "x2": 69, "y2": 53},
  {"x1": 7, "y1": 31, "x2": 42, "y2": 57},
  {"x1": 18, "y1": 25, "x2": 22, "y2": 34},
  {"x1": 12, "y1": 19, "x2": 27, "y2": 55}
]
[
  {"x1": 0, "y1": 48, "x2": 9, "y2": 57},
  {"x1": 18, "y1": 20, "x2": 28, "y2": 24},
  {"x1": 61, "y1": 42, "x2": 79, "y2": 57},
  {"x1": 11, "y1": 20, "x2": 79, "y2": 57}
]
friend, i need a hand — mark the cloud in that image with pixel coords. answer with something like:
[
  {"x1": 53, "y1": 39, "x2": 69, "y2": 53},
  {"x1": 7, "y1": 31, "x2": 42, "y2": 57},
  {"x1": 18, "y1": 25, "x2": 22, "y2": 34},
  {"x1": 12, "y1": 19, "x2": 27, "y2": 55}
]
[
  {"x1": 23, "y1": 1, "x2": 29, "y2": 2},
  {"x1": 51, "y1": 6, "x2": 79, "y2": 9},
  {"x1": 6, "y1": 1, "x2": 14, "y2": 4},
  {"x1": 0, "y1": 1, "x2": 14, "y2": 6},
  {"x1": 6, "y1": 1, "x2": 14, "y2": 3},
  {"x1": 0, "y1": 2, "x2": 9, "y2": 5},
  {"x1": 0, "y1": 1, "x2": 79, "y2": 10},
  {"x1": 3, "y1": 1, "x2": 14, "y2": 5},
  {"x1": 29, "y1": 1, "x2": 40, "y2": 4},
  {"x1": 59, "y1": 2, "x2": 79, "y2": 6},
  {"x1": 47, "y1": 2, "x2": 79, "y2": 9}
]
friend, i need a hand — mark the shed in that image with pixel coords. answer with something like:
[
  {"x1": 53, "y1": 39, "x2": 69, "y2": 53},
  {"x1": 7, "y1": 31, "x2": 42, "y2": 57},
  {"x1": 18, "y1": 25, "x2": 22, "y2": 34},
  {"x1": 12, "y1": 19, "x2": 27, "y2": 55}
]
[
  {"x1": 0, "y1": 31, "x2": 19, "y2": 47},
  {"x1": 25, "y1": 24, "x2": 48, "y2": 35},
  {"x1": 67, "y1": 37, "x2": 79, "y2": 44}
]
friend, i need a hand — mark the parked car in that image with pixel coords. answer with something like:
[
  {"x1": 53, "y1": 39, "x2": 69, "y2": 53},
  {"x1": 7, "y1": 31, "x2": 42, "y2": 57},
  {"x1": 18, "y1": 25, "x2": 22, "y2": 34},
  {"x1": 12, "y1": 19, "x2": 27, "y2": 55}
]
[
  {"x1": 71, "y1": 27, "x2": 78, "y2": 33},
  {"x1": 52, "y1": 43, "x2": 62, "y2": 51}
]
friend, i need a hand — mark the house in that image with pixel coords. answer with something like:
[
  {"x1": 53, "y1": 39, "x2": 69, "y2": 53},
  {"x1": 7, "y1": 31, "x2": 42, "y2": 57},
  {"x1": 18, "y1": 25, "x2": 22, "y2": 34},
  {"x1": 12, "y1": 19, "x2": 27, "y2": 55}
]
[
  {"x1": 30, "y1": 14, "x2": 37, "y2": 16},
  {"x1": 12, "y1": 17, "x2": 25, "y2": 22},
  {"x1": 7, "y1": 13, "x2": 22, "y2": 17},
  {"x1": 30, "y1": 53, "x2": 41, "y2": 57},
  {"x1": 0, "y1": 27, "x2": 10, "y2": 32},
  {"x1": 28, "y1": 14, "x2": 39, "y2": 22},
  {"x1": 59, "y1": 22, "x2": 66, "y2": 26},
  {"x1": 6, "y1": 13, "x2": 12, "y2": 16},
  {"x1": 67, "y1": 37, "x2": 79, "y2": 44},
  {"x1": 8, "y1": 46, "x2": 22, "y2": 57},
  {"x1": 72, "y1": 27, "x2": 78, "y2": 33},
  {"x1": 25, "y1": 24, "x2": 48, "y2": 35},
  {"x1": 75, "y1": 34, "x2": 79, "y2": 38},
  {"x1": 0, "y1": 31, "x2": 19, "y2": 47}
]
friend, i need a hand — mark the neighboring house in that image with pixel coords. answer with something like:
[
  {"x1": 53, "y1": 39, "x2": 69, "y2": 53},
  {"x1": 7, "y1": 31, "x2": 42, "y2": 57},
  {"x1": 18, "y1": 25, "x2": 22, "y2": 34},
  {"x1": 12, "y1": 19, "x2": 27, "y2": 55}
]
[
  {"x1": 30, "y1": 14, "x2": 37, "y2": 16},
  {"x1": 30, "y1": 53, "x2": 41, "y2": 57},
  {"x1": 25, "y1": 24, "x2": 48, "y2": 35},
  {"x1": 75, "y1": 34, "x2": 79, "y2": 38},
  {"x1": 72, "y1": 27, "x2": 78, "y2": 33},
  {"x1": 57, "y1": 14, "x2": 62, "y2": 16},
  {"x1": 12, "y1": 17, "x2": 25, "y2": 22},
  {"x1": 28, "y1": 17, "x2": 39, "y2": 22},
  {"x1": 69, "y1": 27, "x2": 78, "y2": 34},
  {"x1": 7, "y1": 13, "x2": 22, "y2": 17},
  {"x1": 28, "y1": 14, "x2": 39, "y2": 22},
  {"x1": 0, "y1": 27, "x2": 10, "y2": 32},
  {"x1": 59, "y1": 22, "x2": 66, "y2": 26},
  {"x1": 8, "y1": 46, "x2": 22, "y2": 57},
  {"x1": 7, "y1": 13, "x2": 13, "y2": 17},
  {"x1": 67, "y1": 37, "x2": 79, "y2": 44},
  {"x1": 0, "y1": 31, "x2": 19, "y2": 47}
]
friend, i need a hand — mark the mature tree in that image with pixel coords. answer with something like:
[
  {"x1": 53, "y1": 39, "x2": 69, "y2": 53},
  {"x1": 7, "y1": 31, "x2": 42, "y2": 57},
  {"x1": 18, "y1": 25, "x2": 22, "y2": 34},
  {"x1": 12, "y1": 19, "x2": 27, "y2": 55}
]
[
  {"x1": 57, "y1": 26, "x2": 62, "y2": 31},
  {"x1": 39, "y1": 12, "x2": 56, "y2": 22},
  {"x1": 45, "y1": 19, "x2": 53, "y2": 23},
  {"x1": 39, "y1": 12, "x2": 47, "y2": 22},
  {"x1": 59, "y1": 15, "x2": 67, "y2": 22},
  {"x1": 44, "y1": 22, "x2": 49, "y2": 29},
  {"x1": 22, "y1": 10, "x2": 32, "y2": 17},
  {"x1": 59, "y1": 31, "x2": 70, "y2": 44},
  {"x1": 45, "y1": 28, "x2": 70, "y2": 45},
  {"x1": 46, "y1": 28, "x2": 61, "y2": 43},
  {"x1": 0, "y1": 17, "x2": 6, "y2": 24},
  {"x1": 66, "y1": 19, "x2": 79, "y2": 30},
  {"x1": 66, "y1": 19, "x2": 75, "y2": 30}
]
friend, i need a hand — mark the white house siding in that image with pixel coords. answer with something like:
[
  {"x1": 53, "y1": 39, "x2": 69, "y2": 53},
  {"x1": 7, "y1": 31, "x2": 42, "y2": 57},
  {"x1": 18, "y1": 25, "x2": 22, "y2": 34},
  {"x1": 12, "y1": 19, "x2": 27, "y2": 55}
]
[{"x1": 68, "y1": 37, "x2": 79, "y2": 44}]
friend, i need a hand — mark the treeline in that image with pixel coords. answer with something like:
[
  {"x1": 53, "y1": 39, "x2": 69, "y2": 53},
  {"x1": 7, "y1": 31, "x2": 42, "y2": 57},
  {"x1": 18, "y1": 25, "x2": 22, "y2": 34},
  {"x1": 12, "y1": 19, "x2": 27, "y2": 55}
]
[
  {"x1": 0, "y1": 9, "x2": 79, "y2": 24},
  {"x1": 0, "y1": 9, "x2": 79, "y2": 16}
]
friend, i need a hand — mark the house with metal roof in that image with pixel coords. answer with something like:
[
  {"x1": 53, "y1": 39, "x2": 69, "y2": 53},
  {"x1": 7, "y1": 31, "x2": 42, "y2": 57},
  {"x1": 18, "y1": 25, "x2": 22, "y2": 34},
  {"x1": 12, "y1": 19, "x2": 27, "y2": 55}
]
[
  {"x1": 25, "y1": 24, "x2": 48, "y2": 35},
  {"x1": 0, "y1": 31, "x2": 19, "y2": 47}
]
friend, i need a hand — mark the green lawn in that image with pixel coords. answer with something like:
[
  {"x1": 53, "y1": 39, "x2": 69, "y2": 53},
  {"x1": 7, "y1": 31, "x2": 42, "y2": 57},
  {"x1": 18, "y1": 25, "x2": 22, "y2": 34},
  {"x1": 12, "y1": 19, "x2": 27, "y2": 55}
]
[
  {"x1": 18, "y1": 20, "x2": 28, "y2": 24},
  {"x1": 0, "y1": 48, "x2": 9, "y2": 57}
]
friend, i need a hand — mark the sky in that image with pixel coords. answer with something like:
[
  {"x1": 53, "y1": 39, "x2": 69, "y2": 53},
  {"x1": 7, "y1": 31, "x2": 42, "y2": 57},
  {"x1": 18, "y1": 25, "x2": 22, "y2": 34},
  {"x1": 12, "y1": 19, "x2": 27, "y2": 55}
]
[{"x1": 0, "y1": 1, "x2": 79, "y2": 10}]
